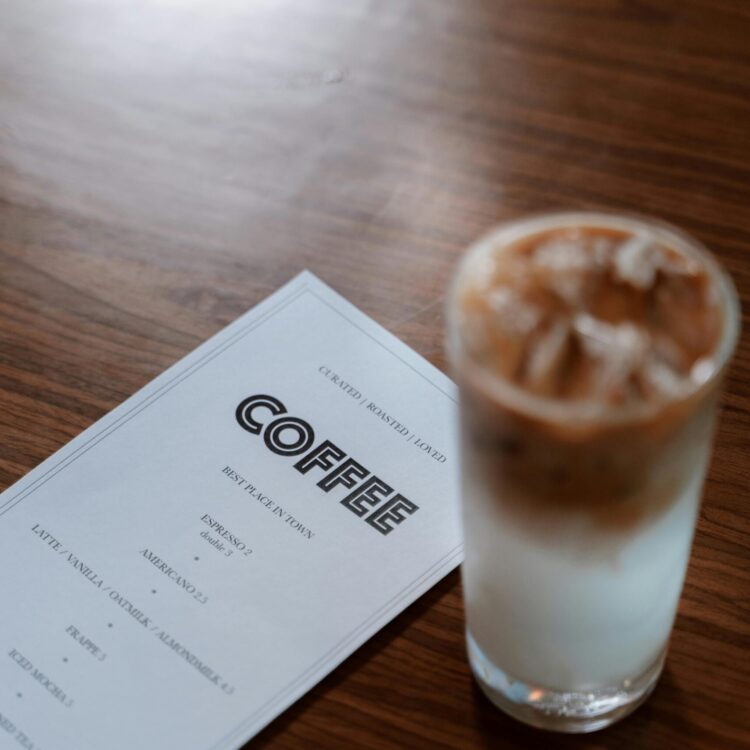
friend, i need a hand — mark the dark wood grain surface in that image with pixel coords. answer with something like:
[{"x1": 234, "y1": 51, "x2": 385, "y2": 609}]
[{"x1": 1, "y1": 0, "x2": 748, "y2": 747}]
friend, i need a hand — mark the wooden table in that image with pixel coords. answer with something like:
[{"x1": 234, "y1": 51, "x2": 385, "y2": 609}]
[{"x1": 1, "y1": 1, "x2": 748, "y2": 747}]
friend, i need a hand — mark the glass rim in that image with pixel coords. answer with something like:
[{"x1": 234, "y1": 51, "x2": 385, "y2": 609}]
[{"x1": 446, "y1": 211, "x2": 741, "y2": 426}]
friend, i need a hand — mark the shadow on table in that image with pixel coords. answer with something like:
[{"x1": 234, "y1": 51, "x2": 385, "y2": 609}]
[
  {"x1": 244, "y1": 567, "x2": 698, "y2": 750},
  {"x1": 471, "y1": 663, "x2": 692, "y2": 749},
  {"x1": 249, "y1": 571, "x2": 460, "y2": 749}
]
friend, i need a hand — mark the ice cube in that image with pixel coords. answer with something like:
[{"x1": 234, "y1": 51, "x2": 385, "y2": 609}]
[
  {"x1": 533, "y1": 237, "x2": 590, "y2": 272},
  {"x1": 640, "y1": 359, "x2": 687, "y2": 398},
  {"x1": 573, "y1": 313, "x2": 612, "y2": 358},
  {"x1": 573, "y1": 314, "x2": 649, "y2": 400},
  {"x1": 613, "y1": 234, "x2": 661, "y2": 290},
  {"x1": 488, "y1": 287, "x2": 542, "y2": 335},
  {"x1": 591, "y1": 236, "x2": 612, "y2": 266},
  {"x1": 524, "y1": 320, "x2": 571, "y2": 394}
]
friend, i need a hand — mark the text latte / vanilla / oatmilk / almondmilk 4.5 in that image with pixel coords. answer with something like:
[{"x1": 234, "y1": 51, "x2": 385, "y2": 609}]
[{"x1": 446, "y1": 212, "x2": 739, "y2": 733}]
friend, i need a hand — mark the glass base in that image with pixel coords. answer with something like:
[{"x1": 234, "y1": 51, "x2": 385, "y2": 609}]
[{"x1": 467, "y1": 630, "x2": 665, "y2": 733}]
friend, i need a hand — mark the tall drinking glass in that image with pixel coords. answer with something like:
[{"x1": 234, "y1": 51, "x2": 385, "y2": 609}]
[{"x1": 446, "y1": 212, "x2": 739, "y2": 732}]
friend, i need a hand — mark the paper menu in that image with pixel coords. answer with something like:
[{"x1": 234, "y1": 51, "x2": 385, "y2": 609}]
[{"x1": 0, "y1": 271, "x2": 462, "y2": 750}]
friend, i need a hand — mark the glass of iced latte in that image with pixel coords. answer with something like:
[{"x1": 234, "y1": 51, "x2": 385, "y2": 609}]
[{"x1": 446, "y1": 212, "x2": 739, "y2": 732}]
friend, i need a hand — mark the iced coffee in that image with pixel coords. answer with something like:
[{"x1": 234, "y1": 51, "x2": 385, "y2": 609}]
[{"x1": 446, "y1": 212, "x2": 739, "y2": 732}]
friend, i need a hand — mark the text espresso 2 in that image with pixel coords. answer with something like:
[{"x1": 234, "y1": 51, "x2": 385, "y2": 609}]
[{"x1": 235, "y1": 395, "x2": 419, "y2": 535}]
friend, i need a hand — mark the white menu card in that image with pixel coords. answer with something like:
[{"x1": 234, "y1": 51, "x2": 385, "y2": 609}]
[{"x1": 0, "y1": 272, "x2": 462, "y2": 750}]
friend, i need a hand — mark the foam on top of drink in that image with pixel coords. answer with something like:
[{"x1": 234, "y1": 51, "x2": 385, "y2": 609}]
[{"x1": 456, "y1": 224, "x2": 723, "y2": 406}]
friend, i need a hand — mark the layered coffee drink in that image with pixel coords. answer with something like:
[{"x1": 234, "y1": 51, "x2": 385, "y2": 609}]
[{"x1": 447, "y1": 213, "x2": 739, "y2": 732}]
